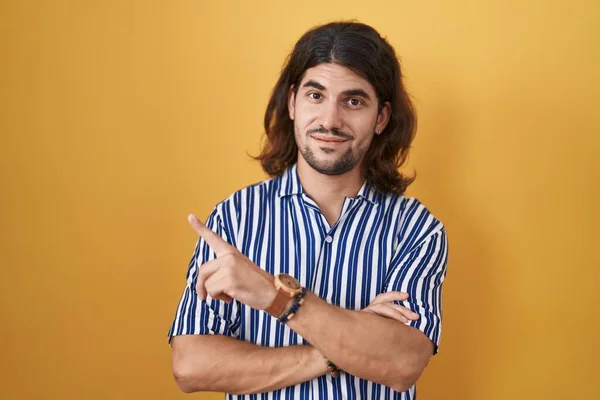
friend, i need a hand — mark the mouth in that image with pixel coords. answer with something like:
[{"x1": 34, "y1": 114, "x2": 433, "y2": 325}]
[{"x1": 311, "y1": 135, "x2": 349, "y2": 144}]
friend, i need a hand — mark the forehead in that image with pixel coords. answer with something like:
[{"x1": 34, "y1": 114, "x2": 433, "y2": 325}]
[{"x1": 299, "y1": 63, "x2": 375, "y2": 95}]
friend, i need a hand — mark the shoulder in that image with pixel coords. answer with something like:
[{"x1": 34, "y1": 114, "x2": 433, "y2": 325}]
[
  {"x1": 397, "y1": 196, "x2": 445, "y2": 235},
  {"x1": 382, "y1": 194, "x2": 446, "y2": 252},
  {"x1": 212, "y1": 174, "x2": 282, "y2": 219}
]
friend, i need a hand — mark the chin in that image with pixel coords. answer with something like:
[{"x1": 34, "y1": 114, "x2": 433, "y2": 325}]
[
  {"x1": 308, "y1": 158, "x2": 357, "y2": 176},
  {"x1": 300, "y1": 144, "x2": 360, "y2": 176}
]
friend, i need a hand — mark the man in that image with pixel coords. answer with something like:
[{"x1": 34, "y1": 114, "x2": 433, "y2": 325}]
[{"x1": 168, "y1": 21, "x2": 448, "y2": 399}]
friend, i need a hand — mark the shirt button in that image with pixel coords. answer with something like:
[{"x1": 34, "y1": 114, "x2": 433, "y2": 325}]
[{"x1": 325, "y1": 236, "x2": 333, "y2": 243}]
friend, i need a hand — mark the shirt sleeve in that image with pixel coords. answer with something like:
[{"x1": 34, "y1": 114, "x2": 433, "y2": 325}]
[
  {"x1": 167, "y1": 207, "x2": 240, "y2": 343},
  {"x1": 383, "y1": 227, "x2": 448, "y2": 354}
]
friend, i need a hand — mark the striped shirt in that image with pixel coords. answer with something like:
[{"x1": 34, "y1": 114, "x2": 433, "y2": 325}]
[{"x1": 168, "y1": 164, "x2": 448, "y2": 400}]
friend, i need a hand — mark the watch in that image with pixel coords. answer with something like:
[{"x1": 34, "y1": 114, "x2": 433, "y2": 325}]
[{"x1": 266, "y1": 274, "x2": 303, "y2": 318}]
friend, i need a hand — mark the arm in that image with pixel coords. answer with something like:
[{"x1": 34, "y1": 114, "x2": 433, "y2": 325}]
[
  {"x1": 286, "y1": 292, "x2": 431, "y2": 392},
  {"x1": 187, "y1": 214, "x2": 447, "y2": 393},
  {"x1": 285, "y1": 229, "x2": 448, "y2": 392},
  {"x1": 172, "y1": 291, "x2": 419, "y2": 394},
  {"x1": 169, "y1": 210, "x2": 330, "y2": 394},
  {"x1": 171, "y1": 335, "x2": 327, "y2": 394}
]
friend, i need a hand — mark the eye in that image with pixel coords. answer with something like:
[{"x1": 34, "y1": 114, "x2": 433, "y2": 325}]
[
  {"x1": 308, "y1": 92, "x2": 322, "y2": 100},
  {"x1": 346, "y1": 98, "x2": 364, "y2": 108}
]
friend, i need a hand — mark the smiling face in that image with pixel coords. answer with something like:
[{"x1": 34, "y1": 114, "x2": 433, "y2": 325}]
[{"x1": 288, "y1": 63, "x2": 390, "y2": 176}]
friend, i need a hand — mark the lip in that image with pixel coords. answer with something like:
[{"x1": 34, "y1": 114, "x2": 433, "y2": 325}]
[{"x1": 311, "y1": 135, "x2": 349, "y2": 143}]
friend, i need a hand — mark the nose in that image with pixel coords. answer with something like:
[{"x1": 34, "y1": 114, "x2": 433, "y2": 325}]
[{"x1": 320, "y1": 101, "x2": 343, "y2": 132}]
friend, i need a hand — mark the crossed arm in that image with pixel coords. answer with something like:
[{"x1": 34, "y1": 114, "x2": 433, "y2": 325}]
[
  {"x1": 172, "y1": 335, "x2": 326, "y2": 395},
  {"x1": 171, "y1": 291, "x2": 427, "y2": 394},
  {"x1": 171, "y1": 215, "x2": 442, "y2": 394}
]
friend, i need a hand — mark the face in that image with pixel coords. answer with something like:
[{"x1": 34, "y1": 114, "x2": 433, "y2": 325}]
[{"x1": 288, "y1": 63, "x2": 390, "y2": 176}]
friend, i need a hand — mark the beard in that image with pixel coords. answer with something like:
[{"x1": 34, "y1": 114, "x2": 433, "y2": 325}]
[
  {"x1": 301, "y1": 145, "x2": 359, "y2": 175},
  {"x1": 297, "y1": 132, "x2": 370, "y2": 176}
]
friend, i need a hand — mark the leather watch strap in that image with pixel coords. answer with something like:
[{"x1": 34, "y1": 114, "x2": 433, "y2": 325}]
[{"x1": 266, "y1": 289, "x2": 291, "y2": 318}]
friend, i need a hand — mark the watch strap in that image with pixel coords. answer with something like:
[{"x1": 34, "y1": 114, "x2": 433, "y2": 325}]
[{"x1": 266, "y1": 289, "x2": 291, "y2": 318}]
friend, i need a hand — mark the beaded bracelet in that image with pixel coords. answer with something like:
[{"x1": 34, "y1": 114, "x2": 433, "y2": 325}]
[
  {"x1": 326, "y1": 359, "x2": 341, "y2": 378},
  {"x1": 277, "y1": 287, "x2": 307, "y2": 324}
]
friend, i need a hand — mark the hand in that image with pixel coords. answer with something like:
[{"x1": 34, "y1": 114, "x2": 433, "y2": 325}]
[
  {"x1": 188, "y1": 214, "x2": 277, "y2": 311},
  {"x1": 361, "y1": 291, "x2": 420, "y2": 324}
]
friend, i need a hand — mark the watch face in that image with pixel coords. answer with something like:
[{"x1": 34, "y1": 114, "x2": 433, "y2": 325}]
[{"x1": 279, "y1": 274, "x2": 301, "y2": 290}]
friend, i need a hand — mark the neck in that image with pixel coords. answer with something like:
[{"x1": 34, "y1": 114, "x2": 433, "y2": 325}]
[{"x1": 296, "y1": 156, "x2": 365, "y2": 223}]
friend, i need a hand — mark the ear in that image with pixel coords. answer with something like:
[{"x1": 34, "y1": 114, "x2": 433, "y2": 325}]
[
  {"x1": 375, "y1": 101, "x2": 391, "y2": 135},
  {"x1": 288, "y1": 85, "x2": 295, "y2": 120}
]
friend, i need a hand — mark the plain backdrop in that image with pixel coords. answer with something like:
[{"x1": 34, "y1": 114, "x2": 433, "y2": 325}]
[{"x1": 1, "y1": 1, "x2": 599, "y2": 399}]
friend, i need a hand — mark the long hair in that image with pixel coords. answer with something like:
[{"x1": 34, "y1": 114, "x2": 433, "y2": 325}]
[{"x1": 254, "y1": 21, "x2": 417, "y2": 195}]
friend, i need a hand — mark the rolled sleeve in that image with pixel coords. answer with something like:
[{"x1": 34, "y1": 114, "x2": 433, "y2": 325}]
[
  {"x1": 384, "y1": 227, "x2": 448, "y2": 354},
  {"x1": 167, "y1": 207, "x2": 239, "y2": 342}
]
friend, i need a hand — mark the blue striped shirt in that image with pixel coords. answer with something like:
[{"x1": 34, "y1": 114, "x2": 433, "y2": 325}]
[{"x1": 168, "y1": 164, "x2": 448, "y2": 399}]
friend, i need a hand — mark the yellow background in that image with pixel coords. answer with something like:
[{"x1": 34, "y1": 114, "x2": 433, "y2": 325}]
[{"x1": 1, "y1": 1, "x2": 599, "y2": 399}]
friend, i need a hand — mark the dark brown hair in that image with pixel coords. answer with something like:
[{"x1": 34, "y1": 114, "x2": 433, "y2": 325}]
[{"x1": 254, "y1": 21, "x2": 416, "y2": 195}]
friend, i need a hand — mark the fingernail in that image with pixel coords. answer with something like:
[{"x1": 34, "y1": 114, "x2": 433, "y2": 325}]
[{"x1": 188, "y1": 214, "x2": 197, "y2": 222}]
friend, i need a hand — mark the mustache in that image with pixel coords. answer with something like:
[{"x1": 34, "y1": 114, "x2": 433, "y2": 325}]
[{"x1": 307, "y1": 126, "x2": 352, "y2": 140}]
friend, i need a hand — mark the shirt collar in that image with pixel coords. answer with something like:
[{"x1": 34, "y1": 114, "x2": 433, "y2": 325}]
[
  {"x1": 276, "y1": 164, "x2": 378, "y2": 206},
  {"x1": 355, "y1": 181, "x2": 378, "y2": 205},
  {"x1": 277, "y1": 163, "x2": 304, "y2": 197}
]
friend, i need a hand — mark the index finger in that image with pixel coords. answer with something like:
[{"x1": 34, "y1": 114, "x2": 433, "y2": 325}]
[{"x1": 188, "y1": 214, "x2": 234, "y2": 257}]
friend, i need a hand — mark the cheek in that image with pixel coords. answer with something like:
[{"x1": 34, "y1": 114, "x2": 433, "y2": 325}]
[
  {"x1": 349, "y1": 115, "x2": 377, "y2": 138},
  {"x1": 294, "y1": 102, "x2": 318, "y2": 128},
  {"x1": 293, "y1": 120, "x2": 306, "y2": 146}
]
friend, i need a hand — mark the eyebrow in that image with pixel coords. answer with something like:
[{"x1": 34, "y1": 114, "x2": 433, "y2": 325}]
[
  {"x1": 301, "y1": 80, "x2": 372, "y2": 100},
  {"x1": 302, "y1": 80, "x2": 326, "y2": 91},
  {"x1": 343, "y1": 88, "x2": 371, "y2": 100}
]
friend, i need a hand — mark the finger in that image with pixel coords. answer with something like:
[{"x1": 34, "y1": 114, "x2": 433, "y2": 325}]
[
  {"x1": 205, "y1": 273, "x2": 233, "y2": 303},
  {"x1": 370, "y1": 291, "x2": 409, "y2": 305},
  {"x1": 188, "y1": 214, "x2": 234, "y2": 257},
  {"x1": 366, "y1": 303, "x2": 408, "y2": 323},
  {"x1": 195, "y1": 258, "x2": 222, "y2": 300},
  {"x1": 391, "y1": 304, "x2": 420, "y2": 320},
  {"x1": 212, "y1": 293, "x2": 233, "y2": 303},
  {"x1": 204, "y1": 271, "x2": 233, "y2": 303}
]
